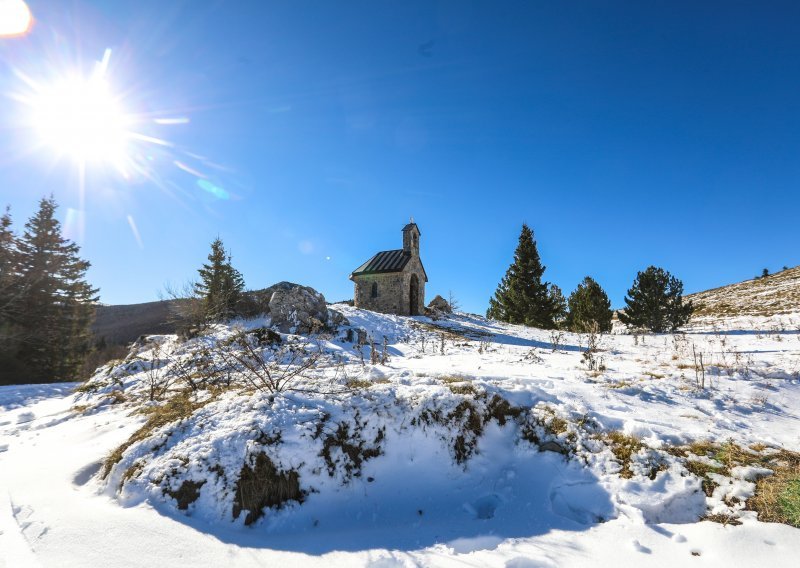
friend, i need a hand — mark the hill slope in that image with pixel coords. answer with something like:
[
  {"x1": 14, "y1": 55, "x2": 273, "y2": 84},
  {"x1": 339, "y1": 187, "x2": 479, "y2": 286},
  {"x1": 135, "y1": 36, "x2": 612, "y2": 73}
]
[
  {"x1": 93, "y1": 300, "x2": 179, "y2": 345},
  {"x1": 2, "y1": 305, "x2": 799, "y2": 567},
  {"x1": 688, "y1": 266, "x2": 800, "y2": 323}
]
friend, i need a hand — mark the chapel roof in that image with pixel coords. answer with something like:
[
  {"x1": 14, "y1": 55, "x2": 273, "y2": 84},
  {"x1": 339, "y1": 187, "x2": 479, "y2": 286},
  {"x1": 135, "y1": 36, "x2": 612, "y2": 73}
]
[
  {"x1": 350, "y1": 249, "x2": 410, "y2": 276},
  {"x1": 350, "y1": 248, "x2": 428, "y2": 281}
]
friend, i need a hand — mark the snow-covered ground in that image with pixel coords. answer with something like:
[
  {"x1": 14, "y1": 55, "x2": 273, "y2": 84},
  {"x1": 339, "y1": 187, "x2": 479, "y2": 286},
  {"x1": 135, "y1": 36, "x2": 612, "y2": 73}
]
[{"x1": 1, "y1": 306, "x2": 799, "y2": 567}]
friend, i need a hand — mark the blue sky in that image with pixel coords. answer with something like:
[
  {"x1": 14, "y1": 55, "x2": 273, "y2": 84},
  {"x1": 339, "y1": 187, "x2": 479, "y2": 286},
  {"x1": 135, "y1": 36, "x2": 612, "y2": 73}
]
[{"x1": 1, "y1": 1, "x2": 799, "y2": 314}]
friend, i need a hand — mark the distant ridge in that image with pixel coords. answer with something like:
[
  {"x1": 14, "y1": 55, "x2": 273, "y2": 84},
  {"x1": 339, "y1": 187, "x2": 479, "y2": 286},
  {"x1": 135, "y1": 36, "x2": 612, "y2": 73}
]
[
  {"x1": 93, "y1": 299, "x2": 179, "y2": 345},
  {"x1": 687, "y1": 265, "x2": 800, "y2": 319}
]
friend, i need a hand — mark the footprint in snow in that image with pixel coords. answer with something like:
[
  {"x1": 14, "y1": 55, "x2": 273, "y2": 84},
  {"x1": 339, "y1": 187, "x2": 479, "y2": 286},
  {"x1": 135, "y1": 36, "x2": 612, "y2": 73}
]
[
  {"x1": 505, "y1": 557, "x2": 557, "y2": 568},
  {"x1": 16, "y1": 412, "x2": 35, "y2": 424},
  {"x1": 0, "y1": 443, "x2": 8, "y2": 453},
  {"x1": 73, "y1": 461, "x2": 103, "y2": 486},
  {"x1": 464, "y1": 494, "x2": 501, "y2": 520}
]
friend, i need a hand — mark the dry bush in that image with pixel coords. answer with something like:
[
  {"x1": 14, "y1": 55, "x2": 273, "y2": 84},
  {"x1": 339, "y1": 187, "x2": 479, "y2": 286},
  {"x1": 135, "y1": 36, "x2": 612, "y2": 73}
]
[{"x1": 217, "y1": 332, "x2": 329, "y2": 395}]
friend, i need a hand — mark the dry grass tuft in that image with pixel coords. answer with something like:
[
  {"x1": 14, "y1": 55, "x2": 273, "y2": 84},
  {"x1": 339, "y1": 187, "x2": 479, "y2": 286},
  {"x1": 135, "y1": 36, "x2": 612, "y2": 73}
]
[
  {"x1": 747, "y1": 463, "x2": 800, "y2": 527},
  {"x1": 703, "y1": 513, "x2": 743, "y2": 526},
  {"x1": 605, "y1": 431, "x2": 644, "y2": 479},
  {"x1": 448, "y1": 383, "x2": 479, "y2": 396},
  {"x1": 102, "y1": 391, "x2": 207, "y2": 479},
  {"x1": 439, "y1": 375, "x2": 467, "y2": 384},
  {"x1": 345, "y1": 379, "x2": 373, "y2": 390}
]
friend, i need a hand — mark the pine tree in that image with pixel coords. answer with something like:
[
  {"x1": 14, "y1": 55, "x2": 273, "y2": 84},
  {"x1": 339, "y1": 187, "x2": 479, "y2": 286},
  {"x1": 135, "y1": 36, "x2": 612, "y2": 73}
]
[
  {"x1": 0, "y1": 207, "x2": 20, "y2": 322},
  {"x1": 0, "y1": 207, "x2": 24, "y2": 379},
  {"x1": 566, "y1": 276, "x2": 613, "y2": 333},
  {"x1": 487, "y1": 224, "x2": 556, "y2": 328},
  {"x1": 15, "y1": 197, "x2": 98, "y2": 382},
  {"x1": 194, "y1": 238, "x2": 245, "y2": 322},
  {"x1": 548, "y1": 284, "x2": 568, "y2": 329},
  {"x1": 617, "y1": 266, "x2": 693, "y2": 333}
]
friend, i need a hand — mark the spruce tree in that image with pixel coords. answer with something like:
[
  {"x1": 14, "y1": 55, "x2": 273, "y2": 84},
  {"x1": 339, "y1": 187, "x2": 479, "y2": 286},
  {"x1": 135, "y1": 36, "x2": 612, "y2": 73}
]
[
  {"x1": 194, "y1": 238, "x2": 245, "y2": 322},
  {"x1": 617, "y1": 266, "x2": 693, "y2": 333},
  {"x1": 566, "y1": 276, "x2": 613, "y2": 333},
  {"x1": 548, "y1": 284, "x2": 568, "y2": 329},
  {"x1": 487, "y1": 224, "x2": 556, "y2": 328},
  {"x1": 15, "y1": 197, "x2": 98, "y2": 382},
  {"x1": 0, "y1": 207, "x2": 19, "y2": 322},
  {"x1": 0, "y1": 207, "x2": 24, "y2": 379}
]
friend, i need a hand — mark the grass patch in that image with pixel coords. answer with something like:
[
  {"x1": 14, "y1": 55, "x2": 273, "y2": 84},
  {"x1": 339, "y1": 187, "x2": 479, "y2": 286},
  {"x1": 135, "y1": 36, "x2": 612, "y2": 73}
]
[
  {"x1": 448, "y1": 383, "x2": 479, "y2": 396},
  {"x1": 748, "y1": 464, "x2": 800, "y2": 527},
  {"x1": 73, "y1": 381, "x2": 103, "y2": 394},
  {"x1": 519, "y1": 406, "x2": 574, "y2": 455},
  {"x1": 703, "y1": 513, "x2": 743, "y2": 526},
  {"x1": 345, "y1": 379, "x2": 373, "y2": 390},
  {"x1": 677, "y1": 440, "x2": 800, "y2": 527},
  {"x1": 643, "y1": 371, "x2": 665, "y2": 379},
  {"x1": 685, "y1": 459, "x2": 725, "y2": 496},
  {"x1": 104, "y1": 390, "x2": 127, "y2": 405},
  {"x1": 232, "y1": 452, "x2": 303, "y2": 525},
  {"x1": 439, "y1": 375, "x2": 467, "y2": 384},
  {"x1": 606, "y1": 431, "x2": 644, "y2": 479},
  {"x1": 102, "y1": 391, "x2": 207, "y2": 479},
  {"x1": 416, "y1": 393, "x2": 525, "y2": 464}
]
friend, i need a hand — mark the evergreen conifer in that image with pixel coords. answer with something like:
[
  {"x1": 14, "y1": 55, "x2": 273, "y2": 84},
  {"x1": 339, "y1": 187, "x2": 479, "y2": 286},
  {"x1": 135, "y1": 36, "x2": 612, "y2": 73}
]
[
  {"x1": 14, "y1": 197, "x2": 98, "y2": 382},
  {"x1": 617, "y1": 266, "x2": 692, "y2": 332},
  {"x1": 194, "y1": 238, "x2": 245, "y2": 322},
  {"x1": 487, "y1": 224, "x2": 556, "y2": 328},
  {"x1": 566, "y1": 276, "x2": 613, "y2": 333},
  {"x1": 548, "y1": 284, "x2": 568, "y2": 328}
]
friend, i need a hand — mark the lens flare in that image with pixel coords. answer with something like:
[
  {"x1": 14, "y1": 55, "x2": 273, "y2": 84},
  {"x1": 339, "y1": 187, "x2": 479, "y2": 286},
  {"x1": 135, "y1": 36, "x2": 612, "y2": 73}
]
[
  {"x1": 0, "y1": 0, "x2": 33, "y2": 38},
  {"x1": 197, "y1": 179, "x2": 229, "y2": 200}
]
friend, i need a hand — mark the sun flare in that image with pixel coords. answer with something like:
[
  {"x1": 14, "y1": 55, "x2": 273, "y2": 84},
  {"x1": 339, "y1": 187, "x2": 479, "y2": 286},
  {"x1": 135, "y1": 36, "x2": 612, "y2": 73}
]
[{"x1": 28, "y1": 68, "x2": 131, "y2": 168}]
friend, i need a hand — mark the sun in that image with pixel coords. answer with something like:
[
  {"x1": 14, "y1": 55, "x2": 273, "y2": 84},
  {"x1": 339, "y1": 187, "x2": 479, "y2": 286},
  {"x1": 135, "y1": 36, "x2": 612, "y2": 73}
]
[
  {"x1": 28, "y1": 70, "x2": 132, "y2": 169},
  {"x1": 0, "y1": 0, "x2": 33, "y2": 38},
  {"x1": 12, "y1": 49, "x2": 143, "y2": 174}
]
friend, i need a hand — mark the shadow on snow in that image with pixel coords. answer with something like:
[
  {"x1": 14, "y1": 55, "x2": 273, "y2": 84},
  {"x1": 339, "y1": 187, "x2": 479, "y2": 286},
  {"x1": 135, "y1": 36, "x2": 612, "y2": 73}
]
[{"x1": 150, "y1": 449, "x2": 613, "y2": 555}]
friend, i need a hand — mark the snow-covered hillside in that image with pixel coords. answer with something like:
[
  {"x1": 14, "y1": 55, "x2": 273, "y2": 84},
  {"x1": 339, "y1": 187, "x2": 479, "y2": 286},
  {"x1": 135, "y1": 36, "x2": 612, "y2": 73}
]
[
  {"x1": 687, "y1": 265, "x2": 800, "y2": 328},
  {"x1": 1, "y1": 306, "x2": 799, "y2": 567}
]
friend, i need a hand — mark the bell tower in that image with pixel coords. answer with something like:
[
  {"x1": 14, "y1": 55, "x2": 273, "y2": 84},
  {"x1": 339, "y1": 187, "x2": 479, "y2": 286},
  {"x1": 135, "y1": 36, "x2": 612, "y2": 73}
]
[{"x1": 402, "y1": 218, "x2": 421, "y2": 257}]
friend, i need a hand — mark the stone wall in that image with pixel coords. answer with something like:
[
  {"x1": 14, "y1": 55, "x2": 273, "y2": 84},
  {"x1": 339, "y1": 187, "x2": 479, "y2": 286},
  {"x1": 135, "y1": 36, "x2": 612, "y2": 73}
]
[
  {"x1": 354, "y1": 273, "x2": 407, "y2": 315},
  {"x1": 353, "y1": 260, "x2": 426, "y2": 316}
]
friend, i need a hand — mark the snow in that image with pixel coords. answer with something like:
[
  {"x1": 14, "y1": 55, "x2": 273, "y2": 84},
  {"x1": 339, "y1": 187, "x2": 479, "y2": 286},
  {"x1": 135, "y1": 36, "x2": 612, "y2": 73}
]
[{"x1": 1, "y1": 307, "x2": 799, "y2": 567}]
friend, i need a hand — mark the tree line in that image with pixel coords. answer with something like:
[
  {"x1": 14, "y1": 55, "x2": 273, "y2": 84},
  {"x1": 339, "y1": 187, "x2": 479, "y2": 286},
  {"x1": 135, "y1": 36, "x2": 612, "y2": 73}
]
[
  {"x1": 0, "y1": 194, "x2": 249, "y2": 385},
  {"x1": 0, "y1": 201, "x2": 693, "y2": 386},
  {"x1": 487, "y1": 223, "x2": 693, "y2": 333}
]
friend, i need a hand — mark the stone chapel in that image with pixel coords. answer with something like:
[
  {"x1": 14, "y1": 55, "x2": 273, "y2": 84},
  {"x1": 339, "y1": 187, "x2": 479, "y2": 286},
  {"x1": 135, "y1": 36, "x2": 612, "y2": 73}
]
[{"x1": 349, "y1": 221, "x2": 427, "y2": 315}]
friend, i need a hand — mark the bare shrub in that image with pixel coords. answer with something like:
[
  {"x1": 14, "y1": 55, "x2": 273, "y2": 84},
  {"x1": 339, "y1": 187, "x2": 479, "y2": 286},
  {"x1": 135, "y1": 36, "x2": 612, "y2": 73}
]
[
  {"x1": 581, "y1": 322, "x2": 602, "y2": 371},
  {"x1": 692, "y1": 343, "x2": 706, "y2": 390},
  {"x1": 218, "y1": 331, "x2": 327, "y2": 394},
  {"x1": 135, "y1": 341, "x2": 173, "y2": 401},
  {"x1": 549, "y1": 330, "x2": 565, "y2": 352}
]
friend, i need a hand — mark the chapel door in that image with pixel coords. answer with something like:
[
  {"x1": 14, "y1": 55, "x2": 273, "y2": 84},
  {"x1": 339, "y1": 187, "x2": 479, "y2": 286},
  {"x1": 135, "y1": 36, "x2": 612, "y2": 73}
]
[{"x1": 409, "y1": 274, "x2": 419, "y2": 315}]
